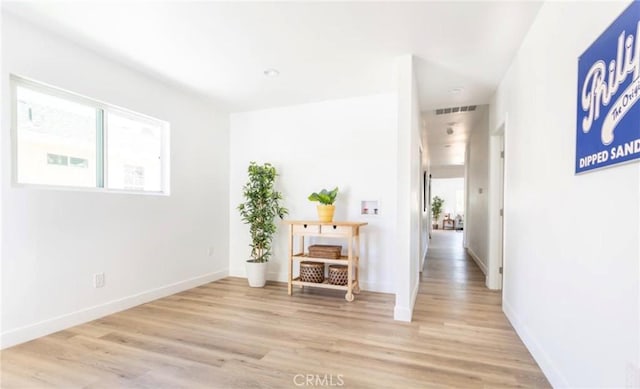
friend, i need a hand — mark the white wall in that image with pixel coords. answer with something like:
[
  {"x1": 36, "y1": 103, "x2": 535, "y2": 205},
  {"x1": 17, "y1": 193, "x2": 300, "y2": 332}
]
[
  {"x1": 393, "y1": 55, "x2": 421, "y2": 322},
  {"x1": 229, "y1": 94, "x2": 398, "y2": 293},
  {"x1": 1, "y1": 14, "x2": 230, "y2": 348},
  {"x1": 491, "y1": 1, "x2": 639, "y2": 387},
  {"x1": 0, "y1": 6, "x2": 5, "y2": 341},
  {"x1": 420, "y1": 131, "x2": 431, "y2": 272},
  {"x1": 465, "y1": 108, "x2": 489, "y2": 274},
  {"x1": 431, "y1": 178, "x2": 464, "y2": 225}
]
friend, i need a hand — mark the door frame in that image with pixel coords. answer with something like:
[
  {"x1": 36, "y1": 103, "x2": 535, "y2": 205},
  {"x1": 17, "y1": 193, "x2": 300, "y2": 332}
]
[{"x1": 487, "y1": 117, "x2": 507, "y2": 290}]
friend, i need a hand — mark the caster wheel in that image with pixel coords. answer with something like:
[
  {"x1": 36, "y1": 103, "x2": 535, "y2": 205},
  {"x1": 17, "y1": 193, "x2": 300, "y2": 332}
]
[
  {"x1": 353, "y1": 286, "x2": 361, "y2": 294},
  {"x1": 345, "y1": 293, "x2": 355, "y2": 302}
]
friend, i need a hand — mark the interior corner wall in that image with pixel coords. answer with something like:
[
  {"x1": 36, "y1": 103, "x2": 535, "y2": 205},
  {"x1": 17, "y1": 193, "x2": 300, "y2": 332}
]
[
  {"x1": 463, "y1": 146, "x2": 470, "y2": 249},
  {"x1": 420, "y1": 130, "x2": 431, "y2": 271},
  {"x1": 1, "y1": 14, "x2": 230, "y2": 348},
  {"x1": 0, "y1": 5, "x2": 4, "y2": 336},
  {"x1": 228, "y1": 93, "x2": 398, "y2": 294},
  {"x1": 465, "y1": 108, "x2": 489, "y2": 275},
  {"x1": 491, "y1": 2, "x2": 639, "y2": 387},
  {"x1": 393, "y1": 55, "x2": 421, "y2": 322}
]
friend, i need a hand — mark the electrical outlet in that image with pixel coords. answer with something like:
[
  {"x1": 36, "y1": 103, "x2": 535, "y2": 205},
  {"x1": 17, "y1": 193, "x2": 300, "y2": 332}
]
[
  {"x1": 208, "y1": 247, "x2": 214, "y2": 257},
  {"x1": 93, "y1": 273, "x2": 105, "y2": 288},
  {"x1": 627, "y1": 363, "x2": 640, "y2": 388}
]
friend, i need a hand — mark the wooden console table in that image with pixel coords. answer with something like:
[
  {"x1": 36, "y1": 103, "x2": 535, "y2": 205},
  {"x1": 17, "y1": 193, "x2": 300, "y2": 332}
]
[
  {"x1": 284, "y1": 221, "x2": 367, "y2": 301},
  {"x1": 443, "y1": 218, "x2": 455, "y2": 230}
]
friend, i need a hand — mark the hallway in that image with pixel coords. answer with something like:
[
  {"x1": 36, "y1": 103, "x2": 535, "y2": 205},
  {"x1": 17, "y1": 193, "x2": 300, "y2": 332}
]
[{"x1": 412, "y1": 230, "x2": 550, "y2": 387}]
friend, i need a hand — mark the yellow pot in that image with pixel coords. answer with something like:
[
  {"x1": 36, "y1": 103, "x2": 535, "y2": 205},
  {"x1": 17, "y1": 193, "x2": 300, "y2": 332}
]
[{"x1": 317, "y1": 205, "x2": 335, "y2": 222}]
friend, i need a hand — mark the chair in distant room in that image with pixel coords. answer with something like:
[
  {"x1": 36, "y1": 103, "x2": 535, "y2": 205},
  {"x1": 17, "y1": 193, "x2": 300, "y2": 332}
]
[{"x1": 455, "y1": 214, "x2": 464, "y2": 231}]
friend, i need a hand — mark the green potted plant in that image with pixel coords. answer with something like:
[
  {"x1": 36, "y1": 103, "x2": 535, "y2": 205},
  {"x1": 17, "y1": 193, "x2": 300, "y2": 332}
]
[
  {"x1": 431, "y1": 196, "x2": 444, "y2": 229},
  {"x1": 238, "y1": 162, "x2": 288, "y2": 287},
  {"x1": 308, "y1": 187, "x2": 338, "y2": 222}
]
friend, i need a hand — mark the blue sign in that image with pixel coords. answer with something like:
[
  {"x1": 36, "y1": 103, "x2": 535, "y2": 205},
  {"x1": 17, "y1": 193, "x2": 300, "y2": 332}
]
[{"x1": 576, "y1": 1, "x2": 640, "y2": 174}]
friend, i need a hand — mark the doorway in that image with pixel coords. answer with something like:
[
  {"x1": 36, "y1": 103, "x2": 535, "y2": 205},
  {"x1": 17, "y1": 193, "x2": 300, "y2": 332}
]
[
  {"x1": 498, "y1": 134, "x2": 505, "y2": 286},
  {"x1": 488, "y1": 121, "x2": 506, "y2": 290},
  {"x1": 430, "y1": 177, "x2": 465, "y2": 235}
]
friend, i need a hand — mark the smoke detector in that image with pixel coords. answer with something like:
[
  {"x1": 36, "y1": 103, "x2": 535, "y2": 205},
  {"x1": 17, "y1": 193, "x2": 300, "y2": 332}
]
[{"x1": 263, "y1": 68, "x2": 280, "y2": 77}]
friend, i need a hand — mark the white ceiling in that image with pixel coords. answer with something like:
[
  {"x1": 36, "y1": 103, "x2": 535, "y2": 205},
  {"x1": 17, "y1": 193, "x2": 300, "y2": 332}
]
[
  {"x1": 3, "y1": 1, "x2": 542, "y2": 113},
  {"x1": 423, "y1": 105, "x2": 487, "y2": 167}
]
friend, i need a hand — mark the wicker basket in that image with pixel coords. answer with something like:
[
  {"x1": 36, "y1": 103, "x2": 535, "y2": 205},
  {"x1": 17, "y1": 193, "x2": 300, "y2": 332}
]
[
  {"x1": 308, "y1": 244, "x2": 342, "y2": 259},
  {"x1": 300, "y1": 261, "x2": 325, "y2": 283},
  {"x1": 328, "y1": 265, "x2": 348, "y2": 285}
]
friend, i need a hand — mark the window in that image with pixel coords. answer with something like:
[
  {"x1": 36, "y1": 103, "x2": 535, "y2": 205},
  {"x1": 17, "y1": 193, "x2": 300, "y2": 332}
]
[
  {"x1": 16, "y1": 86, "x2": 97, "y2": 187},
  {"x1": 12, "y1": 76, "x2": 170, "y2": 194},
  {"x1": 106, "y1": 111, "x2": 164, "y2": 192}
]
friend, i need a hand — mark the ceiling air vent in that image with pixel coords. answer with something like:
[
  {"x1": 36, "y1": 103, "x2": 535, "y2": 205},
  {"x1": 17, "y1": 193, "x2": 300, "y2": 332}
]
[{"x1": 435, "y1": 105, "x2": 477, "y2": 115}]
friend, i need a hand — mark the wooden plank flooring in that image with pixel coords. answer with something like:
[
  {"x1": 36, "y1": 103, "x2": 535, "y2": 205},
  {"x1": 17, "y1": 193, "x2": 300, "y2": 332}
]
[{"x1": 0, "y1": 230, "x2": 549, "y2": 388}]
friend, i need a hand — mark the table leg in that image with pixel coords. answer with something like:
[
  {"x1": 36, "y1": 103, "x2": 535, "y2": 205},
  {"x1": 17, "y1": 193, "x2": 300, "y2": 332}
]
[
  {"x1": 354, "y1": 230, "x2": 361, "y2": 294},
  {"x1": 346, "y1": 230, "x2": 354, "y2": 302}
]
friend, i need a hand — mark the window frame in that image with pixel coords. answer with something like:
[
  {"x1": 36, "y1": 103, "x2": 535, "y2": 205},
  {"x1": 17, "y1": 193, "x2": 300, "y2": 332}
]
[{"x1": 11, "y1": 75, "x2": 171, "y2": 196}]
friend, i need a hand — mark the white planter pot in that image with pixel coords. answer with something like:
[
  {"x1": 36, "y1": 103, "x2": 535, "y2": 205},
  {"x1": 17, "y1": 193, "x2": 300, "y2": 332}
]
[{"x1": 246, "y1": 260, "x2": 268, "y2": 287}]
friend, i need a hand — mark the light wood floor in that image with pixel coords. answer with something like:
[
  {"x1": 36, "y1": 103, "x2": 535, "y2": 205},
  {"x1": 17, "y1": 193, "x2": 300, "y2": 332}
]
[{"x1": 1, "y1": 230, "x2": 550, "y2": 388}]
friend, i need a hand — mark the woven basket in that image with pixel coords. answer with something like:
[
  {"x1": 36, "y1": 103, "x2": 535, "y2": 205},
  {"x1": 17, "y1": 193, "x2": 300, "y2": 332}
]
[
  {"x1": 300, "y1": 261, "x2": 324, "y2": 283},
  {"x1": 328, "y1": 265, "x2": 348, "y2": 285},
  {"x1": 309, "y1": 244, "x2": 342, "y2": 259}
]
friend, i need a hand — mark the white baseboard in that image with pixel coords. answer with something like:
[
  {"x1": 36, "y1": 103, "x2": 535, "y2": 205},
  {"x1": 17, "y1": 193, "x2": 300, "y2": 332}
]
[
  {"x1": 233, "y1": 264, "x2": 395, "y2": 294},
  {"x1": 394, "y1": 305, "x2": 412, "y2": 322},
  {"x1": 394, "y1": 278, "x2": 419, "y2": 322},
  {"x1": 467, "y1": 247, "x2": 488, "y2": 275},
  {"x1": 503, "y1": 298, "x2": 567, "y2": 388},
  {"x1": 264, "y1": 271, "x2": 393, "y2": 294},
  {"x1": 268, "y1": 271, "x2": 288, "y2": 283},
  {"x1": 411, "y1": 275, "x2": 419, "y2": 309},
  {"x1": 230, "y1": 269, "x2": 287, "y2": 283},
  {"x1": 0, "y1": 269, "x2": 228, "y2": 350},
  {"x1": 359, "y1": 281, "x2": 394, "y2": 294}
]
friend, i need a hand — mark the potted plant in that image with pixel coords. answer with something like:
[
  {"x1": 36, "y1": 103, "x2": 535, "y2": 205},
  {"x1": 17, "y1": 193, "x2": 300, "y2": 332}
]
[
  {"x1": 431, "y1": 196, "x2": 444, "y2": 229},
  {"x1": 308, "y1": 187, "x2": 338, "y2": 222},
  {"x1": 238, "y1": 162, "x2": 288, "y2": 287}
]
